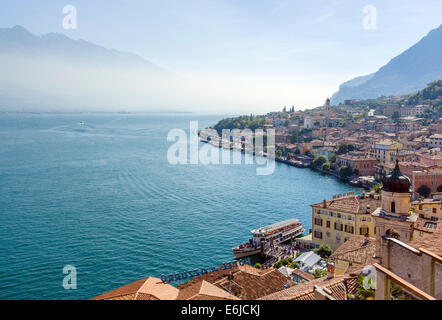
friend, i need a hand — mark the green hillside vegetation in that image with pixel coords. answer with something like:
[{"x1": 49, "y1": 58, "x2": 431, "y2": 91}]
[
  {"x1": 213, "y1": 115, "x2": 267, "y2": 133},
  {"x1": 408, "y1": 80, "x2": 442, "y2": 105}
]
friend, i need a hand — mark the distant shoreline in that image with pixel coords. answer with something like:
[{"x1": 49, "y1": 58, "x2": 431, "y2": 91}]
[{"x1": 0, "y1": 111, "x2": 194, "y2": 115}]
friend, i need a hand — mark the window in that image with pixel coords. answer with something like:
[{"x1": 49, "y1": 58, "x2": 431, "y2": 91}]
[
  {"x1": 334, "y1": 222, "x2": 343, "y2": 231},
  {"x1": 433, "y1": 208, "x2": 437, "y2": 214},
  {"x1": 424, "y1": 222, "x2": 437, "y2": 230},
  {"x1": 391, "y1": 201, "x2": 396, "y2": 213},
  {"x1": 326, "y1": 221, "x2": 331, "y2": 228},
  {"x1": 314, "y1": 231, "x2": 323, "y2": 239}
]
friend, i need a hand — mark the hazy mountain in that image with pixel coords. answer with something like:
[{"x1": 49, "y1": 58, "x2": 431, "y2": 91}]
[
  {"x1": 0, "y1": 25, "x2": 176, "y2": 112},
  {"x1": 0, "y1": 25, "x2": 164, "y2": 72},
  {"x1": 331, "y1": 24, "x2": 442, "y2": 105}
]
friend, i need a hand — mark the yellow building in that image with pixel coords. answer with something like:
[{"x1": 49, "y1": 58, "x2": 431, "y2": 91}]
[
  {"x1": 411, "y1": 199, "x2": 442, "y2": 240},
  {"x1": 372, "y1": 140, "x2": 403, "y2": 164},
  {"x1": 310, "y1": 192, "x2": 381, "y2": 251},
  {"x1": 412, "y1": 199, "x2": 442, "y2": 221}
]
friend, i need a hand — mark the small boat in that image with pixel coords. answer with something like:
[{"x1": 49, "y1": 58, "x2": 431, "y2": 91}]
[{"x1": 232, "y1": 218, "x2": 304, "y2": 259}]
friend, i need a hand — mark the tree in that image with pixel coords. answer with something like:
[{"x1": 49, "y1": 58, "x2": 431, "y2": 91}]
[
  {"x1": 290, "y1": 131, "x2": 299, "y2": 144},
  {"x1": 373, "y1": 183, "x2": 383, "y2": 194},
  {"x1": 417, "y1": 185, "x2": 431, "y2": 198},
  {"x1": 273, "y1": 261, "x2": 283, "y2": 269},
  {"x1": 337, "y1": 143, "x2": 355, "y2": 155},
  {"x1": 315, "y1": 244, "x2": 333, "y2": 258},
  {"x1": 276, "y1": 149, "x2": 283, "y2": 158},
  {"x1": 312, "y1": 156, "x2": 328, "y2": 168},
  {"x1": 339, "y1": 165, "x2": 353, "y2": 180},
  {"x1": 313, "y1": 269, "x2": 327, "y2": 279},
  {"x1": 437, "y1": 185, "x2": 442, "y2": 193},
  {"x1": 392, "y1": 111, "x2": 401, "y2": 123},
  {"x1": 337, "y1": 143, "x2": 348, "y2": 155},
  {"x1": 321, "y1": 162, "x2": 331, "y2": 171},
  {"x1": 350, "y1": 275, "x2": 375, "y2": 300},
  {"x1": 254, "y1": 263, "x2": 262, "y2": 270},
  {"x1": 390, "y1": 281, "x2": 407, "y2": 300}
]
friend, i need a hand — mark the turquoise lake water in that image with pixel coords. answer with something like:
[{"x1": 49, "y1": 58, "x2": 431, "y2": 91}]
[{"x1": 0, "y1": 113, "x2": 358, "y2": 300}]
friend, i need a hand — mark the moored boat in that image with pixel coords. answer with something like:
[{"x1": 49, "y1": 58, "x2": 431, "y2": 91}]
[{"x1": 232, "y1": 218, "x2": 304, "y2": 259}]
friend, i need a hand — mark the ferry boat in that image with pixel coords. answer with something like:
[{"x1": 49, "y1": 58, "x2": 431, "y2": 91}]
[{"x1": 232, "y1": 218, "x2": 304, "y2": 259}]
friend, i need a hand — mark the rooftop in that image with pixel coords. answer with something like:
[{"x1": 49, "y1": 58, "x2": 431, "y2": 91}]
[
  {"x1": 292, "y1": 268, "x2": 315, "y2": 281},
  {"x1": 311, "y1": 195, "x2": 381, "y2": 215},
  {"x1": 408, "y1": 230, "x2": 442, "y2": 257},
  {"x1": 413, "y1": 220, "x2": 442, "y2": 233},
  {"x1": 330, "y1": 236, "x2": 378, "y2": 266},
  {"x1": 177, "y1": 264, "x2": 291, "y2": 300},
  {"x1": 374, "y1": 139, "x2": 399, "y2": 146},
  {"x1": 91, "y1": 277, "x2": 180, "y2": 300},
  {"x1": 336, "y1": 154, "x2": 377, "y2": 161},
  {"x1": 177, "y1": 280, "x2": 240, "y2": 300},
  {"x1": 294, "y1": 251, "x2": 321, "y2": 268},
  {"x1": 258, "y1": 275, "x2": 360, "y2": 300}
]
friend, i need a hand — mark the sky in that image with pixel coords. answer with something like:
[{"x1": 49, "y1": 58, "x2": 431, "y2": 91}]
[{"x1": 0, "y1": 0, "x2": 441, "y2": 113}]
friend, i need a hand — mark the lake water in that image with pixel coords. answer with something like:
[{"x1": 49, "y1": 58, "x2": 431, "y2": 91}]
[{"x1": 0, "y1": 113, "x2": 357, "y2": 299}]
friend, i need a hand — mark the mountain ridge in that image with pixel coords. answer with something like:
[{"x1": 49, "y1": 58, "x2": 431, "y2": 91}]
[
  {"x1": 0, "y1": 25, "x2": 165, "y2": 72},
  {"x1": 331, "y1": 24, "x2": 442, "y2": 104},
  {"x1": 0, "y1": 25, "x2": 177, "y2": 112}
]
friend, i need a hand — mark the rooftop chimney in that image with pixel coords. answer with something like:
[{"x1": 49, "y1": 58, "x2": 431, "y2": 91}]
[
  {"x1": 326, "y1": 262, "x2": 335, "y2": 279},
  {"x1": 323, "y1": 200, "x2": 327, "y2": 208}
]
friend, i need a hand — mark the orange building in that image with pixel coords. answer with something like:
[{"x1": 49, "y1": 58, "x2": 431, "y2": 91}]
[
  {"x1": 412, "y1": 169, "x2": 442, "y2": 194},
  {"x1": 335, "y1": 154, "x2": 378, "y2": 176}
]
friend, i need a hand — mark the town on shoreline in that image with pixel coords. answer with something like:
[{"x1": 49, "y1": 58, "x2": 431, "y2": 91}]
[
  {"x1": 92, "y1": 81, "x2": 442, "y2": 301},
  {"x1": 201, "y1": 80, "x2": 442, "y2": 194}
]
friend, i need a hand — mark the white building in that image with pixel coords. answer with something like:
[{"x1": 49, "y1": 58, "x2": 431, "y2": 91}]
[
  {"x1": 428, "y1": 134, "x2": 442, "y2": 148},
  {"x1": 304, "y1": 117, "x2": 313, "y2": 129}
]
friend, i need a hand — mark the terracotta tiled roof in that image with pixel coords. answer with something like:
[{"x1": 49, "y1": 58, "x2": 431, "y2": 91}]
[
  {"x1": 330, "y1": 236, "x2": 378, "y2": 265},
  {"x1": 91, "y1": 277, "x2": 179, "y2": 300},
  {"x1": 177, "y1": 265, "x2": 291, "y2": 300},
  {"x1": 221, "y1": 265, "x2": 291, "y2": 300},
  {"x1": 375, "y1": 139, "x2": 398, "y2": 146},
  {"x1": 177, "y1": 280, "x2": 240, "y2": 300},
  {"x1": 91, "y1": 278, "x2": 146, "y2": 300},
  {"x1": 292, "y1": 268, "x2": 315, "y2": 281},
  {"x1": 311, "y1": 195, "x2": 381, "y2": 215},
  {"x1": 258, "y1": 275, "x2": 360, "y2": 300},
  {"x1": 413, "y1": 220, "x2": 442, "y2": 233},
  {"x1": 408, "y1": 230, "x2": 442, "y2": 257}
]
